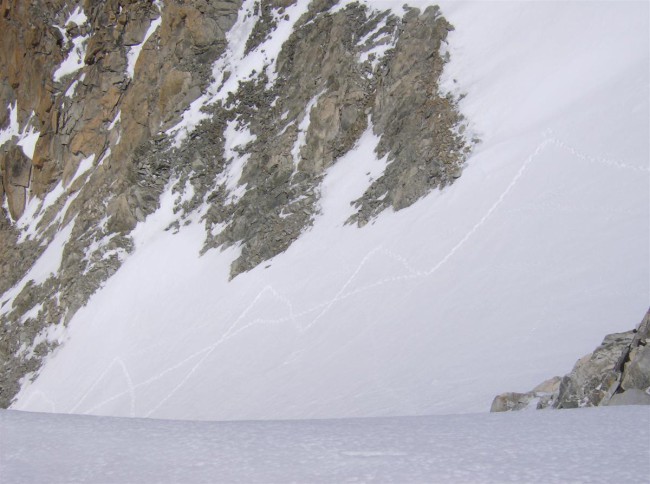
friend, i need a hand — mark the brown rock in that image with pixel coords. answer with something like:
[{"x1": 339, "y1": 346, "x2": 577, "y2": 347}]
[
  {"x1": 2, "y1": 146, "x2": 32, "y2": 187},
  {"x1": 123, "y1": 17, "x2": 152, "y2": 46},
  {"x1": 185, "y1": 9, "x2": 220, "y2": 47},
  {"x1": 4, "y1": 182, "x2": 26, "y2": 220},
  {"x1": 533, "y1": 376, "x2": 562, "y2": 394},
  {"x1": 106, "y1": 193, "x2": 137, "y2": 233},
  {"x1": 32, "y1": 132, "x2": 52, "y2": 169},
  {"x1": 608, "y1": 388, "x2": 650, "y2": 406},
  {"x1": 158, "y1": 70, "x2": 192, "y2": 120},
  {"x1": 491, "y1": 309, "x2": 650, "y2": 411},
  {"x1": 99, "y1": 86, "x2": 122, "y2": 120},
  {"x1": 69, "y1": 114, "x2": 104, "y2": 157},
  {"x1": 490, "y1": 392, "x2": 533, "y2": 412},
  {"x1": 621, "y1": 345, "x2": 650, "y2": 392}
]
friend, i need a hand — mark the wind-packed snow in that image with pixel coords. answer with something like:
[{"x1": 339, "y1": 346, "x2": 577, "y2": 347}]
[
  {"x1": 1, "y1": 406, "x2": 648, "y2": 483},
  {"x1": 10, "y1": 1, "x2": 649, "y2": 421}
]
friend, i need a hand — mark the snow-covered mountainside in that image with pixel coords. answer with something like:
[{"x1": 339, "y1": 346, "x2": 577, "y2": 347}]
[{"x1": 0, "y1": 0, "x2": 648, "y2": 421}]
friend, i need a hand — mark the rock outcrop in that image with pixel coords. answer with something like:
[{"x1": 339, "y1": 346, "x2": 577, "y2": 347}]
[
  {"x1": 0, "y1": 0, "x2": 243, "y2": 407},
  {"x1": 491, "y1": 308, "x2": 650, "y2": 412},
  {"x1": 0, "y1": 146, "x2": 32, "y2": 219},
  {"x1": 0, "y1": 1, "x2": 472, "y2": 407}
]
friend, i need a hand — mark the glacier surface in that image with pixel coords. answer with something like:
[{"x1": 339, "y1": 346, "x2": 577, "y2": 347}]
[{"x1": 1, "y1": 406, "x2": 648, "y2": 483}]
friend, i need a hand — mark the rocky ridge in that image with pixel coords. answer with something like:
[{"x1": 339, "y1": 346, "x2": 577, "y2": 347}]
[
  {"x1": 491, "y1": 308, "x2": 650, "y2": 412},
  {"x1": 0, "y1": 1, "x2": 471, "y2": 407}
]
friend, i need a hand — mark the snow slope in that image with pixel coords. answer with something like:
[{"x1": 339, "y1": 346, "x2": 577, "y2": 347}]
[
  {"x1": 1, "y1": 406, "x2": 648, "y2": 483},
  {"x1": 11, "y1": 1, "x2": 649, "y2": 419}
]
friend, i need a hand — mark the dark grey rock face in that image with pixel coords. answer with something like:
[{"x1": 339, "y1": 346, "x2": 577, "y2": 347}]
[
  {"x1": 491, "y1": 308, "x2": 650, "y2": 412},
  {"x1": 621, "y1": 339, "x2": 650, "y2": 392},
  {"x1": 608, "y1": 388, "x2": 650, "y2": 406},
  {"x1": 164, "y1": 2, "x2": 471, "y2": 278},
  {"x1": 349, "y1": 6, "x2": 469, "y2": 226}
]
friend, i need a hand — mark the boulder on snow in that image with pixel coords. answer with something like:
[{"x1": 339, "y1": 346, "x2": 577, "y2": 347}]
[
  {"x1": 491, "y1": 377, "x2": 560, "y2": 412},
  {"x1": 555, "y1": 330, "x2": 634, "y2": 409},
  {"x1": 491, "y1": 392, "x2": 533, "y2": 412},
  {"x1": 492, "y1": 308, "x2": 650, "y2": 411}
]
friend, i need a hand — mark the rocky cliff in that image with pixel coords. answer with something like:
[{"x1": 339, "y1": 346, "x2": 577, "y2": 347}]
[
  {"x1": 0, "y1": 1, "x2": 471, "y2": 407},
  {"x1": 491, "y1": 308, "x2": 650, "y2": 412}
]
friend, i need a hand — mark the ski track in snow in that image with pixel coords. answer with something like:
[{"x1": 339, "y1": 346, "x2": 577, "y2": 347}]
[
  {"x1": 37, "y1": 129, "x2": 644, "y2": 418},
  {"x1": 19, "y1": 391, "x2": 56, "y2": 414}
]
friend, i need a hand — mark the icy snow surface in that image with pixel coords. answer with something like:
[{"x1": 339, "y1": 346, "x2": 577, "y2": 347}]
[
  {"x1": 1, "y1": 406, "x2": 648, "y2": 483},
  {"x1": 11, "y1": 1, "x2": 649, "y2": 420}
]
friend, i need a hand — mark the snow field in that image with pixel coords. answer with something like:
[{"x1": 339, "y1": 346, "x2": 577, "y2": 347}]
[{"x1": 1, "y1": 406, "x2": 648, "y2": 483}]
